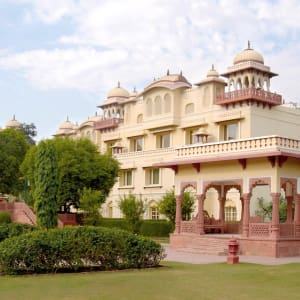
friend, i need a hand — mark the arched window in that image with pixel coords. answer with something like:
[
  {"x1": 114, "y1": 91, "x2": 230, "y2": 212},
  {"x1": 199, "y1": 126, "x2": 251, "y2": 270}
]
[
  {"x1": 185, "y1": 103, "x2": 194, "y2": 114},
  {"x1": 146, "y1": 98, "x2": 152, "y2": 117},
  {"x1": 137, "y1": 114, "x2": 143, "y2": 123},
  {"x1": 154, "y1": 96, "x2": 162, "y2": 115},
  {"x1": 164, "y1": 93, "x2": 171, "y2": 113}
]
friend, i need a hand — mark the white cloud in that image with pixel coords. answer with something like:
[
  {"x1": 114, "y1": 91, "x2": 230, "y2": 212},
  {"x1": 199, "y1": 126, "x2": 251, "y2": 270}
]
[{"x1": 1, "y1": 0, "x2": 300, "y2": 102}]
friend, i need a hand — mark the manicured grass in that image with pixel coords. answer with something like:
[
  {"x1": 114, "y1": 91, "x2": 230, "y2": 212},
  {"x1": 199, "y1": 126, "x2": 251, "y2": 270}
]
[{"x1": 1, "y1": 262, "x2": 300, "y2": 300}]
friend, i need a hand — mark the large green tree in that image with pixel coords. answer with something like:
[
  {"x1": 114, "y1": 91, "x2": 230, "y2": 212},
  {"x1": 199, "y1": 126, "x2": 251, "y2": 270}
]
[
  {"x1": 21, "y1": 137, "x2": 119, "y2": 212},
  {"x1": 0, "y1": 128, "x2": 29, "y2": 195},
  {"x1": 19, "y1": 123, "x2": 37, "y2": 145},
  {"x1": 34, "y1": 140, "x2": 58, "y2": 229}
]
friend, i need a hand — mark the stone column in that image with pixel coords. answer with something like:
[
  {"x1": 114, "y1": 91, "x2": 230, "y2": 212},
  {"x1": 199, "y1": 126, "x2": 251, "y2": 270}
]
[
  {"x1": 286, "y1": 196, "x2": 293, "y2": 224},
  {"x1": 197, "y1": 194, "x2": 205, "y2": 235},
  {"x1": 271, "y1": 193, "x2": 281, "y2": 239},
  {"x1": 242, "y1": 193, "x2": 251, "y2": 237},
  {"x1": 294, "y1": 194, "x2": 300, "y2": 237},
  {"x1": 175, "y1": 195, "x2": 182, "y2": 234},
  {"x1": 219, "y1": 197, "x2": 225, "y2": 224}
]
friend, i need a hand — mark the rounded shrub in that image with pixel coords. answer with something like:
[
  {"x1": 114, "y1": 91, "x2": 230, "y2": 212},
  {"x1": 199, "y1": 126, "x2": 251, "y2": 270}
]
[
  {"x1": 0, "y1": 212, "x2": 12, "y2": 224},
  {"x1": 0, "y1": 226, "x2": 165, "y2": 275}
]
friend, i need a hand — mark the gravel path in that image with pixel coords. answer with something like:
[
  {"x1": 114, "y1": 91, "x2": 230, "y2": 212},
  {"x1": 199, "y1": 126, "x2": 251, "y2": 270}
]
[{"x1": 163, "y1": 244, "x2": 300, "y2": 265}]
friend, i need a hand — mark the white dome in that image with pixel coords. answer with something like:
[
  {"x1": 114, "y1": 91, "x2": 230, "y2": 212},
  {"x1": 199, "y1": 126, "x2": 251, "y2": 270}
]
[
  {"x1": 234, "y1": 45, "x2": 264, "y2": 65},
  {"x1": 6, "y1": 116, "x2": 21, "y2": 129},
  {"x1": 107, "y1": 83, "x2": 129, "y2": 99}
]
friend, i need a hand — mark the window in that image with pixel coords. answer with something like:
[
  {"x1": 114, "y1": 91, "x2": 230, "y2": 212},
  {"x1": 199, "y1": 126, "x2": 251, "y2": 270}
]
[
  {"x1": 150, "y1": 207, "x2": 159, "y2": 220},
  {"x1": 164, "y1": 94, "x2": 171, "y2": 113},
  {"x1": 185, "y1": 128, "x2": 198, "y2": 144},
  {"x1": 105, "y1": 141, "x2": 116, "y2": 155},
  {"x1": 225, "y1": 206, "x2": 237, "y2": 221},
  {"x1": 119, "y1": 169, "x2": 133, "y2": 186},
  {"x1": 154, "y1": 96, "x2": 162, "y2": 115},
  {"x1": 145, "y1": 168, "x2": 160, "y2": 185},
  {"x1": 156, "y1": 133, "x2": 171, "y2": 148},
  {"x1": 130, "y1": 136, "x2": 143, "y2": 151},
  {"x1": 108, "y1": 202, "x2": 113, "y2": 218},
  {"x1": 137, "y1": 114, "x2": 143, "y2": 123},
  {"x1": 223, "y1": 122, "x2": 239, "y2": 141}
]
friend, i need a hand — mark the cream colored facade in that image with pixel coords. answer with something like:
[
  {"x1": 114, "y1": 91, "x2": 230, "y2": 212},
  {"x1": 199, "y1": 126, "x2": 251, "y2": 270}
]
[{"x1": 54, "y1": 44, "x2": 300, "y2": 221}]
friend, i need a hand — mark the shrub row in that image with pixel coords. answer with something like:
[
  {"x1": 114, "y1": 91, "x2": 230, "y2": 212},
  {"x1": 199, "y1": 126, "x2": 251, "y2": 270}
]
[
  {"x1": 0, "y1": 223, "x2": 37, "y2": 243},
  {"x1": 99, "y1": 218, "x2": 174, "y2": 237},
  {"x1": 0, "y1": 226, "x2": 165, "y2": 275}
]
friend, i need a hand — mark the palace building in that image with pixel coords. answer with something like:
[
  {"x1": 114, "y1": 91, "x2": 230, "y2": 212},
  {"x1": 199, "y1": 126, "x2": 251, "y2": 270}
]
[{"x1": 55, "y1": 43, "x2": 300, "y2": 257}]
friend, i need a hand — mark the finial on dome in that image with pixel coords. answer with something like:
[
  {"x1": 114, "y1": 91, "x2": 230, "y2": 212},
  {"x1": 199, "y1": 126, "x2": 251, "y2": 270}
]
[
  {"x1": 66, "y1": 116, "x2": 69, "y2": 122},
  {"x1": 13, "y1": 114, "x2": 16, "y2": 120},
  {"x1": 247, "y1": 40, "x2": 251, "y2": 49},
  {"x1": 133, "y1": 87, "x2": 136, "y2": 93},
  {"x1": 95, "y1": 111, "x2": 98, "y2": 116},
  {"x1": 153, "y1": 77, "x2": 155, "y2": 81},
  {"x1": 167, "y1": 69, "x2": 170, "y2": 75},
  {"x1": 211, "y1": 64, "x2": 215, "y2": 71},
  {"x1": 117, "y1": 81, "x2": 120, "y2": 88},
  {"x1": 180, "y1": 70, "x2": 183, "y2": 76}
]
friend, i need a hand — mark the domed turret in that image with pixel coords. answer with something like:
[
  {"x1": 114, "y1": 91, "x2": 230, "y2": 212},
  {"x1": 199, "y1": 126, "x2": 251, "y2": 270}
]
[
  {"x1": 233, "y1": 41, "x2": 264, "y2": 65},
  {"x1": 206, "y1": 64, "x2": 219, "y2": 78},
  {"x1": 6, "y1": 115, "x2": 21, "y2": 129},
  {"x1": 107, "y1": 82, "x2": 130, "y2": 99}
]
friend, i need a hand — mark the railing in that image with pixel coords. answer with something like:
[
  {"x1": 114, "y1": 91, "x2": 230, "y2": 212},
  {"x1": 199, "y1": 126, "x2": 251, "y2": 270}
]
[
  {"x1": 94, "y1": 118, "x2": 123, "y2": 130},
  {"x1": 280, "y1": 223, "x2": 295, "y2": 238},
  {"x1": 216, "y1": 88, "x2": 282, "y2": 106},
  {"x1": 181, "y1": 221, "x2": 198, "y2": 233},
  {"x1": 249, "y1": 223, "x2": 270, "y2": 237},
  {"x1": 176, "y1": 136, "x2": 300, "y2": 158},
  {"x1": 115, "y1": 147, "x2": 176, "y2": 159}
]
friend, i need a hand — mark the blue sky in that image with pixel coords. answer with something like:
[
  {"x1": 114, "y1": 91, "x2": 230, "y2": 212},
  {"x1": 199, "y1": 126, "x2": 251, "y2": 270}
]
[{"x1": 1, "y1": 0, "x2": 300, "y2": 140}]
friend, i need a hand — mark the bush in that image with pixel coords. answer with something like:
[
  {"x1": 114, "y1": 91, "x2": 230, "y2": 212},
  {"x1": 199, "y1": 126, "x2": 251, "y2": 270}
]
[
  {"x1": 0, "y1": 223, "x2": 36, "y2": 243},
  {"x1": 99, "y1": 218, "x2": 174, "y2": 237},
  {"x1": 0, "y1": 226, "x2": 165, "y2": 275},
  {"x1": 0, "y1": 212, "x2": 12, "y2": 224},
  {"x1": 140, "y1": 220, "x2": 174, "y2": 237}
]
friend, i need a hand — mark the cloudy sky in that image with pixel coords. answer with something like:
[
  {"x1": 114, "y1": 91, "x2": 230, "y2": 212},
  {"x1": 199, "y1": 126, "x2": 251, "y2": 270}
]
[{"x1": 0, "y1": 0, "x2": 300, "y2": 140}]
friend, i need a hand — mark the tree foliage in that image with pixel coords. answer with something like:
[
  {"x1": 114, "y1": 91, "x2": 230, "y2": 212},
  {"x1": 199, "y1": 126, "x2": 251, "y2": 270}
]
[
  {"x1": 119, "y1": 194, "x2": 145, "y2": 233},
  {"x1": 79, "y1": 188, "x2": 103, "y2": 225},
  {"x1": 19, "y1": 123, "x2": 37, "y2": 145},
  {"x1": 20, "y1": 137, "x2": 119, "y2": 212},
  {"x1": 34, "y1": 140, "x2": 58, "y2": 229},
  {"x1": 0, "y1": 128, "x2": 29, "y2": 195},
  {"x1": 158, "y1": 190, "x2": 195, "y2": 224},
  {"x1": 255, "y1": 196, "x2": 287, "y2": 223}
]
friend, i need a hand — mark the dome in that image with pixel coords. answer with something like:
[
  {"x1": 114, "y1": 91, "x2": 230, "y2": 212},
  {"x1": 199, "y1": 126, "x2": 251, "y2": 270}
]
[
  {"x1": 107, "y1": 82, "x2": 130, "y2": 99},
  {"x1": 59, "y1": 118, "x2": 74, "y2": 130},
  {"x1": 234, "y1": 43, "x2": 264, "y2": 65},
  {"x1": 129, "y1": 87, "x2": 138, "y2": 98},
  {"x1": 6, "y1": 115, "x2": 21, "y2": 129},
  {"x1": 206, "y1": 65, "x2": 219, "y2": 78}
]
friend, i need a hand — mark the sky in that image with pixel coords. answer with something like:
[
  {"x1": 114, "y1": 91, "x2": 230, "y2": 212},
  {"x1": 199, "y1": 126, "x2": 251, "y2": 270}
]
[{"x1": 0, "y1": 0, "x2": 300, "y2": 141}]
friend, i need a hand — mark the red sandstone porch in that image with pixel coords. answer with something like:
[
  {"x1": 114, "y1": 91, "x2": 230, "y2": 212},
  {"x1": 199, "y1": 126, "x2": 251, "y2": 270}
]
[{"x1": 156, "y1": 136, "x2": 300, "y2": 257}]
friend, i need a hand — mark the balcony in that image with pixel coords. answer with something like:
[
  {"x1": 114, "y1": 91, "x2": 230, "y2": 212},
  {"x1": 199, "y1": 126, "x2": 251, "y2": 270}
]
[
  {"x1": 94, "y1": 118, "x2": 123, "y2": 130},
  {"x1": 216, "y1": 88, "x2": 282, "y2": 106},
  {"x1": 176, "y1": 136, "x2": 300, "y2": 160}
]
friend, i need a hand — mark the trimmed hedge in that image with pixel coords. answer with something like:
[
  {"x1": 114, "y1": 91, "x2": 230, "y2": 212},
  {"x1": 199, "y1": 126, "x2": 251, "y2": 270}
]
[
  {"x1": 99, "y1": 218, "x2": 174, "y2": 237},
  {"x1": 0, "y1": 226, "x2": 165, "y2": 275},
  {"x1": 140, "y1": 220, "x2": 174, "y2": 237},
  {"x1": 0, "y1": 212, "x2": 12, "y2": 224},
  {"x1": 0, "y1": 223, "x2": 37, "y2": 243}
]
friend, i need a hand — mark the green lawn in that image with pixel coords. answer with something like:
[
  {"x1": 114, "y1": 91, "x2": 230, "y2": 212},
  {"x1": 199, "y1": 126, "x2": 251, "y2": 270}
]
[{"x1": 1, "y1": 262, "x2": 300, "y2": 300}]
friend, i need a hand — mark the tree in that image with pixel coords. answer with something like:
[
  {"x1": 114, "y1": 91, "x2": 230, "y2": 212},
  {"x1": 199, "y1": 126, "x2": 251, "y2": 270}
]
[
  {"x1": 255, "y1": 196, "x2": 288, "y2": 223},
  {"x1": 21, "y1": 137, "x2": 119, "y2": 212},
  {"x1": 119, "y1": 194, "x2": 145, "y2": 233},
  {"x1": 0, "y1": 128, "x2": 29, "y2": 195},
  {"x1": 19, "y1": 123, "x2": 37, "y2": 145},
  {"x1": 79, "y1": 188, "x2": 103, "y2": 225},
  {"x1": 34, "y1": 140, "x2": 58, "y2": 229},
  {"x1": 158, "y1": 190, "x2": 195, "y2": 224}
]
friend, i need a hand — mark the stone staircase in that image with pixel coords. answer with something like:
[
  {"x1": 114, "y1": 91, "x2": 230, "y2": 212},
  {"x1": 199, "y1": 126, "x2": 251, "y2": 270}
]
[
  {"x1": 0, "y1": 201, "x2": 36, "y2": 225},
  {"x1": 170, "y1": 234, "x2": 238, "y2": 255}
]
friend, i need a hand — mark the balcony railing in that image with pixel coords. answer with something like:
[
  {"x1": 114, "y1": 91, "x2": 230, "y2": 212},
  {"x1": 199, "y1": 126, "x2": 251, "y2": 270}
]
[
  {"x1": 216, "y1": 88, "x2": 282, "y2": 106},
  {"x1": 94, "y1": 118, "x2": 123, "y2": 130},
  {"x1": 176, "y1": 136, "x2": 300, "y2": 159}
]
